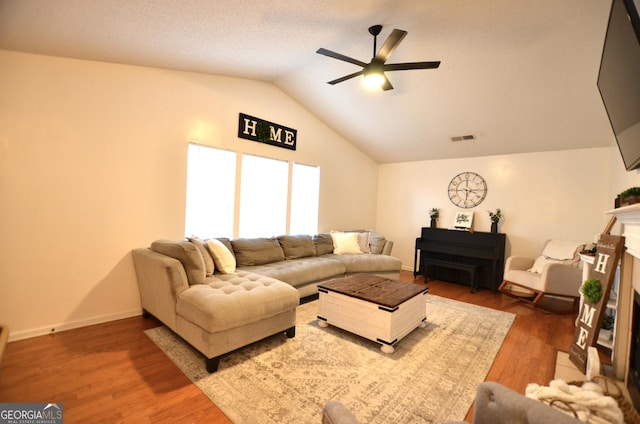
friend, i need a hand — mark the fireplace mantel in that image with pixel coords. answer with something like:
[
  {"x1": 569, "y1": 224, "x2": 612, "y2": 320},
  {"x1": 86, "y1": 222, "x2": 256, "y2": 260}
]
[
  {"x1": 605, "y1": 204, "x2": 640, "y2": 404},
  {"x1": 607, "y1": 204, "x2": 640, "y2": 260}
]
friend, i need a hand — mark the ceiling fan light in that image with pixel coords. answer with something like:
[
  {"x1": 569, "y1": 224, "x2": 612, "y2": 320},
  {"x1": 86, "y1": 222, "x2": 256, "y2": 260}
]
[{"x1": 363, "y1": 67, "x2": 385, "y2": 89}]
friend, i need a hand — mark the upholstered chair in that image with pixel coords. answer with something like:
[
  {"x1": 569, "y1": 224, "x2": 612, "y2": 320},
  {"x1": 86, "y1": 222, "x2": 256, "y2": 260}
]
[{"x1": 500, "y1": 240, "x2": 585, "y2": 313}]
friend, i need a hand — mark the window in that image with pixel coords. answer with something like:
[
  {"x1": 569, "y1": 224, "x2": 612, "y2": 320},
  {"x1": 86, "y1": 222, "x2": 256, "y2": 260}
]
[
  {"x1": 184, "y1": 144, "x2": 320, "y2": 239},
  {"x1": 184, "y1": 144, "x2": 235, "y2": 239},
  {"x1": 290, "y1": 163, "x2": 320, "y2": 235},
  {"x1": 238, "y1": 154, "x2": 288, "y2": 238}
]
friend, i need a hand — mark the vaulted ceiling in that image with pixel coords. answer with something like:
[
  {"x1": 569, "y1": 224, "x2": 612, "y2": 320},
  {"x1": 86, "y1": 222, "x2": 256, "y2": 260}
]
[{"x1": 0, "y1": 0, "x2": 615, "y2": 163}]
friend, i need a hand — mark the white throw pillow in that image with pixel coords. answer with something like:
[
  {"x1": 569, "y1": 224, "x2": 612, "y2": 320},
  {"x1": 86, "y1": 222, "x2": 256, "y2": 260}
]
[
  {"x1": 206, "y1": 239, "x2": 236, "y2": 274},
  {"x1": 330, "y1": 231, "x2": 362, "y2": 255}
]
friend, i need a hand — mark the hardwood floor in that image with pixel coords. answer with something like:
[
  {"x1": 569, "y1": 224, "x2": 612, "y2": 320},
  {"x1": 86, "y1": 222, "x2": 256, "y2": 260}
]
[{"x1": 0, "y1": 270, "x2": 578, "y2": 423}]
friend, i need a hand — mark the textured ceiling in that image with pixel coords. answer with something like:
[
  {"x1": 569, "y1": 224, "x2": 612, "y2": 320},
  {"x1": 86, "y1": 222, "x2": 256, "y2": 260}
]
[{"x1": 0, "y1": 0, "x2": 616, "y2": 163}]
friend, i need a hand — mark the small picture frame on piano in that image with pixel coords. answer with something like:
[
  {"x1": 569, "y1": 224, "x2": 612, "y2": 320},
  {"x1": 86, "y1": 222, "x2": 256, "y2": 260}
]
[{"x1": 453, "y1": 211, "x2": 474, "y2": 229}]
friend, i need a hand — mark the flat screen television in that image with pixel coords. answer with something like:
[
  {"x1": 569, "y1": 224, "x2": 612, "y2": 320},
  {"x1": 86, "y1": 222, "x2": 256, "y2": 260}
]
[{"x1": 597, "y1": 0, "x2": 640, "y2": 171}]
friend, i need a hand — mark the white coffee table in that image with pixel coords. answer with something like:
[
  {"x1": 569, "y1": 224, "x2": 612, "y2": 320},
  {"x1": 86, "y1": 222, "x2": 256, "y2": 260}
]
[{"x1": 317, "y1": 274, "x2": 428, "y2": 353}]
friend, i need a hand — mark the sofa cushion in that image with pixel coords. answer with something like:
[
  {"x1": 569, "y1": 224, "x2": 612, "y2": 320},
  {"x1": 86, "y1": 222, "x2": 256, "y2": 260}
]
[
  {"x1": 206, "y1": 239, "x2": 236, "y2": 274},
  {"x1": 151, "y1": 240, "x2": 206, "y2": 285},
  {"x1": 331, "y1": 231, "x2": 362, "y2": 255},
  {"x1": 239, "y1": 256, "x2": 346, "y2": 287},
  {"x1": 188, "y1": 236, "x2": 215, "y2": 276},
  {"x1": 314, "y1": 233, "x2": 334, "y2": 256},
  {"x1": 177, "y1": 271, "x2": 299, "y2": 333},
  {"x1": 231, "y1": 237, "x2": 285, "y2": 266},
  {"x1": 327, "y1": 253, "x2": 402, "y2": 274},
  {"x1": 277, "y1": 235, "x2": 316, "y2": 259}
]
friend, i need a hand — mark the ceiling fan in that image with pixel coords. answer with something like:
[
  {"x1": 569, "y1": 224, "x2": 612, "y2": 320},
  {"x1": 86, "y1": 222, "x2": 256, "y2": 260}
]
[{"x1": 316, "y1": 25, "x2": 441, "y2": 91}]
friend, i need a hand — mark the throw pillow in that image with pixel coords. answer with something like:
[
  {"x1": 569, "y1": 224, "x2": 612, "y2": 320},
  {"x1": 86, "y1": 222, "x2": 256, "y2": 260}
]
[
  {"x1": 151, "y1": 240, "x2": 206, "y2": 285},
  {"x1": 330, "y1": 231, "x2": 362, "y2": 255},
  {"x1": 188, "y1": 236, "x2": 215, "y2": 276},
  {"x1": 368, "y1": 231, "x2": 386, "y2": 254},
  {"x1": 206, "y1": 239, "x2": 236, "y2": 274},
  {"x1": 356, "y1": 231, "x2": 371, "y2": 254}
]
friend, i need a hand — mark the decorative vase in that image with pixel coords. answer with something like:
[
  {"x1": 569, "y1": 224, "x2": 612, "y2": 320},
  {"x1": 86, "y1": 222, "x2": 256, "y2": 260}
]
[
  {"x1": 490, "y1": 222, "x2": 498, "y2": 233},
  {"x1": 430, "y1": 218, "x2": 437, "y2": 228}
]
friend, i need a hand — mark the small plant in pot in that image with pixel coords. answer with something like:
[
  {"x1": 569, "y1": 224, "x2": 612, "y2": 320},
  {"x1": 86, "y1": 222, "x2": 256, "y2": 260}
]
[
  {"x1": 488, "y1": 208, "x2": 503, "y2": 233},
  {"x1": 429, "y1": 208, "x2": 439, "y2": 228},
  {"x1": 581, "y1": 278, "x2": 603, "y2": 304},
  {"x1": 601, "y1": 314, "x2": 615, "y2": 341},
  {"x1": 618, "y1": 187, "x2": 640, "y2": 207}
]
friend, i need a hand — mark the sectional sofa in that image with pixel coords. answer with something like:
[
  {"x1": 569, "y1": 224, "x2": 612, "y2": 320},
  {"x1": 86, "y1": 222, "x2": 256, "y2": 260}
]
[{"x1": 132, "y1": 231, "x2": 401, "y2": 371}]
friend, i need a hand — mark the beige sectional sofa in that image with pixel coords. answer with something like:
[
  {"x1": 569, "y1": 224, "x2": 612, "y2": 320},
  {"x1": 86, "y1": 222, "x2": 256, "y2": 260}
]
[{"x1": 132, "y1": 231, "x2": 401, "y2": 372}]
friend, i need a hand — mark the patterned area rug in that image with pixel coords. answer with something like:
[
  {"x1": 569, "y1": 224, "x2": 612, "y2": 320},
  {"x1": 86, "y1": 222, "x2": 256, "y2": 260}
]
[{"x1": 145, "y1": 295, "x2": 515, "y2": 423}]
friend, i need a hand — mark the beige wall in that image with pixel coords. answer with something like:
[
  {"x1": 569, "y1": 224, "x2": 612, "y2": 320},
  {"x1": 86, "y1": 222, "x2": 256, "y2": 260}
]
[
  {"x1": 0, "y1": 50, "x2": 378, "y2": 340},
  {"x1": 376, "y1": 147, "x2": 633, "y2": 271},
  {"x1": 2, "y1": 49, "x2": 639, "y2": 341}
]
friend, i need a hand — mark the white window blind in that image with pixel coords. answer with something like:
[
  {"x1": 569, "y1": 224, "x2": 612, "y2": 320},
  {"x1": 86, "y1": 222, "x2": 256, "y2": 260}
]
[
  {"x1": 184, "y1": 144, "x2": 235, "y2": 239},
  {"x1": 290, "y1": 162, "x2": 320, "y2": 235},
  {"x1": 238, "y1": 154, "x2": 288, "y2": 238}
]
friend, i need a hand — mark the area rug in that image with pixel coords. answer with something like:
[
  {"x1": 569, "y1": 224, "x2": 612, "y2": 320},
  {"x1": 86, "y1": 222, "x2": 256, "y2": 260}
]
[{"x1": 145, "y1": 295, "x2": 515, "y2": 423}]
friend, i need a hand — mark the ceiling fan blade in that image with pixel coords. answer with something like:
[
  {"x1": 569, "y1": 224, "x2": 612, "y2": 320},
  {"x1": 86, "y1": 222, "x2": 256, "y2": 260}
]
[
  {"x1": 384, "y1": 61, "x2": 441, "y2": 71},
  {"x1": 374, "y1": 29, "x2": 407, "y2": 63},
  {"x1": 381, "y1": 75, "x2": 394, "y2": 91},
  {"x1": 316, "y1": 48, "x2": 368, "y2": 68},
  {"x1": 327, "y1": 70, "x2": 364, "y2": 85}
]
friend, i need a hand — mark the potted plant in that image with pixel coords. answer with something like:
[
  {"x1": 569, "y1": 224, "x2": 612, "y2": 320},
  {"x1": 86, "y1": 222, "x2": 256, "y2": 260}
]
[
  {"x1": 618, "y1": 187, "x2": 640, "y2": 207},
  {"x1": 429, "y1": 208, "x2": 439, "y2": 228},
  {"x1": 488, "y1": 209, "x2": 503, "y2": 233},
  {"x1": 581, "y1": 278, "x2": 603, "y2": 304},
  {"x1": 601, "y1": 314, "x2": 615, "y2": 341}
]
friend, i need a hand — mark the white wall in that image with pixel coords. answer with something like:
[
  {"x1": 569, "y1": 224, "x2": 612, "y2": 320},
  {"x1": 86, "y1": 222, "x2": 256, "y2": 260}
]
[
  {"x1": 0, "y1": 50, "x2": 379, "y2": 340},
  {"x1": 376, "y1": 148, "x2": 616, "y2": 271}
]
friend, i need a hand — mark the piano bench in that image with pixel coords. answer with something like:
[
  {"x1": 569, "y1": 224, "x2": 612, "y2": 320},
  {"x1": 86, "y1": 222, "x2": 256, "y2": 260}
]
[{"x1": 422, "y1": 258, "x2": 480, "y2": 293}]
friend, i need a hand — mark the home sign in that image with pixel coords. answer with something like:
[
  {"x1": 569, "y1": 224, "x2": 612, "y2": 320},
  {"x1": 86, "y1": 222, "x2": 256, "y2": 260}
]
[
  {"x1": 238, "y1": 113, "x2": 297, "y2": 151},
  {"x1": 569, "y1": 233, "x2": 624, "y2": 373}
]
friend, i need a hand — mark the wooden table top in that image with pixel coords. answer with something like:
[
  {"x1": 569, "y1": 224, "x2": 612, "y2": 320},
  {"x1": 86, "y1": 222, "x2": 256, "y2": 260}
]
[{"x1": 318, "y1": 273, "x2": 428, "y2": 309}]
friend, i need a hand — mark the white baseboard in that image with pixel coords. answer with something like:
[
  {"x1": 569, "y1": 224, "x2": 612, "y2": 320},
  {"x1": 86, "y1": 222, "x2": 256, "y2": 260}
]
[{"x1": 8, "y1": 308, "x2": 143, "y2": 342}]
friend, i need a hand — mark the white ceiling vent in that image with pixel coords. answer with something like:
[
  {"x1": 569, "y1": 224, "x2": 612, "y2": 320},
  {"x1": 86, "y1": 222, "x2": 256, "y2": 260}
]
[{"x1": 450, "y1": 135, "x2": 477, "y2": 142}]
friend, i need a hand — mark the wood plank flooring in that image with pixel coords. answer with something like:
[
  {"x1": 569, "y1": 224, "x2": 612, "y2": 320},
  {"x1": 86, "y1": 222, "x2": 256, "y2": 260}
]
[{"x1": 0, "y1": 270, "x2": 578, "y2": 423}]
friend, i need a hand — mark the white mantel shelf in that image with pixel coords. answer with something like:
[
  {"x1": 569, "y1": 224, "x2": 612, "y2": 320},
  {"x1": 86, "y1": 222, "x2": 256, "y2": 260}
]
[{"x1": 607, "y1": 204, "x2": 640, "y2": 260}]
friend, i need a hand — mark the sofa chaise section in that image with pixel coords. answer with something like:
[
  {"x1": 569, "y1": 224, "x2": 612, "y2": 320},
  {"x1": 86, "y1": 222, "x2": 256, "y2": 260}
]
[{"x1": 132, "y1": 241, "x2": 299, "y2": 372}]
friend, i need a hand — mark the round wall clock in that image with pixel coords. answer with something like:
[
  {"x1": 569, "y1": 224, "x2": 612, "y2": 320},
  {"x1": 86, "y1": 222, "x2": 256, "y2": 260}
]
[{"x1": 448, "y1": 172, "x2": 487, "y2": 208}]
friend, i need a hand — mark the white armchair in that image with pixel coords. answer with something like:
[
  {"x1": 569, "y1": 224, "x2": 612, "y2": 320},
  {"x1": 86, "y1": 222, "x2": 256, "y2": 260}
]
[{"x1": 499, "y1": 240, "x2": 585, "y2": 313}]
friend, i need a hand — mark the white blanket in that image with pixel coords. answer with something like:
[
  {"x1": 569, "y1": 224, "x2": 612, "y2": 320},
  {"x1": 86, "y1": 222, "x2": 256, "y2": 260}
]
[
  {"x1": 543, "y1": 240, "x2": 583, "y2": 260},
  {"x1": 526, "y1": 379, "x2": 623, "y2": 424}
]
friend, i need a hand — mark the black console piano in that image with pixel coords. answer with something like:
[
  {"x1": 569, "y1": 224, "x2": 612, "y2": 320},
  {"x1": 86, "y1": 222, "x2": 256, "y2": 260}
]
[{"x1": 414, "y1": 227, "x2": 506, "y2": 291}]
